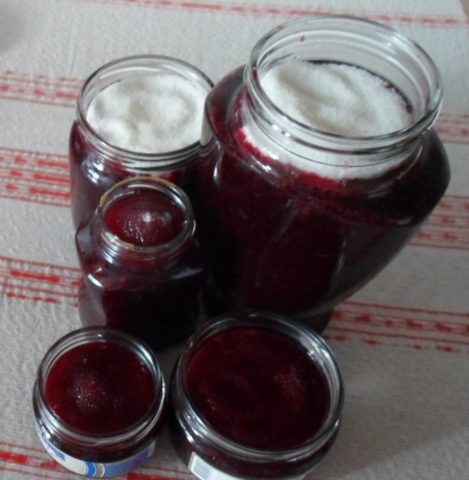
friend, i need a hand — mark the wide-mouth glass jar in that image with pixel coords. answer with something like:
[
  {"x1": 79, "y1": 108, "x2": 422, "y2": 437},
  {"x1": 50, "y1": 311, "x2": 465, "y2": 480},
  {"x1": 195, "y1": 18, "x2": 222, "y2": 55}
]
[
  {"x1": 70, "y1": 55, "x2": 213, "y2": 227},
  {"x1": 75, "y1": 177, "x2": 205, "y2": 349},
  {"x1": 170, "y1": 310, "x2": 343, "y2": 479},
  {"x1": 33, "y1": 327, "x2": 166, "y2": 477},
  {"x1": 193, "y1": 16, "x2": 450, "y2": 331}
]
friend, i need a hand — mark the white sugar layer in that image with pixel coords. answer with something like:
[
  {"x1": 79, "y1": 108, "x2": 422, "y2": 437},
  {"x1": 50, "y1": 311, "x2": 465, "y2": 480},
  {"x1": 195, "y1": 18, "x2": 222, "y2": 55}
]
[
  {"x1": 261, "y1": 61, "x2": 411, "y2": 137},
  {"x1": 86, "y1": 74, "x2": 207, "y2": 154},
  {"x1": 242, "y1": 61, "x2": 414, "y2": 180}
]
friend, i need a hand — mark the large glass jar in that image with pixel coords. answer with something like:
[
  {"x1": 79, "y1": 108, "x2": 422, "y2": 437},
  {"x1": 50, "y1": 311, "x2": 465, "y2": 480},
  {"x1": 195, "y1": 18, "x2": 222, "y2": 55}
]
[
  {"x1": 170, "y1": 310, "x2": 343, "y2": 479},
  {"x1": 75, "y1": 177, "x2": 205, "y2": 349},
  {"x1": 193, "y1": 16, "x2": 450, "y2": 331},
  {"x1": 70, "y1": 55, "x2": 213, "y2": 227}
]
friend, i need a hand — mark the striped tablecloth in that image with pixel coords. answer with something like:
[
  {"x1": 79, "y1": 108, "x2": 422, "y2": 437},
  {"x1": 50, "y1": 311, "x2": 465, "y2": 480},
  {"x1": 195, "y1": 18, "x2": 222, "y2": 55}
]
[{"x1": 0, "y1": 1, "x2": 468, "y2": 479}]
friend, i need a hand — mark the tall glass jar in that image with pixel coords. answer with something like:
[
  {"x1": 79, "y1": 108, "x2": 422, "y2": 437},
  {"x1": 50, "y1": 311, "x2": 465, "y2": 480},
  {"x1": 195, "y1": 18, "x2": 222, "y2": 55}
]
[
  {"x1": 75, "y1": 177, "x2": 205, "y2": 348},
  {"x1": 70, "y1": 55, "x2": 213, "y2": 227},
  {"x1": 193, "y1": 16, "x2": 450, "y2": 331}
]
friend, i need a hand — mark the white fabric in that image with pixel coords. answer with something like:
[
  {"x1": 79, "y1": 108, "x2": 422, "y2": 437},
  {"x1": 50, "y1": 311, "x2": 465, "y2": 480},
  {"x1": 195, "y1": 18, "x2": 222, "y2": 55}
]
[{"x1": 0, "y1": 0, "x2": 468, "y2": 479}]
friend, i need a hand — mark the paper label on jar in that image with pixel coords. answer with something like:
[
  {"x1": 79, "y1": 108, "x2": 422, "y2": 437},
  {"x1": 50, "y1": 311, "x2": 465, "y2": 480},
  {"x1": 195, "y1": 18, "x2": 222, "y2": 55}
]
[
  {"x1": 189, "y1": 452, "x2": 306, "y2": 480},
  {"x1": 35, "y1": 420, "x2": 156, "y2": 477}
]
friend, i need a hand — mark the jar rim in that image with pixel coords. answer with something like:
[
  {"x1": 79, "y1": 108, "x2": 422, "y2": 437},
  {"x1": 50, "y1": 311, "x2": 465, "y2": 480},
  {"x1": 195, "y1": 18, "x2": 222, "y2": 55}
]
[
  {"x1": 96, "y1": 176, "x2": 196, "y2": 262},
  {"x1": 34, "y1": 327, "x2": 166, "y2": 446},
  {"x1": 77, "y1": 54, "x2": 214, "y2": 168},
  {"x1": 174, "y1": 310, "x2": 344, "y2": 461},
  {"x1": 245, "y1": 15, "x2": 442, "y2": 153}
]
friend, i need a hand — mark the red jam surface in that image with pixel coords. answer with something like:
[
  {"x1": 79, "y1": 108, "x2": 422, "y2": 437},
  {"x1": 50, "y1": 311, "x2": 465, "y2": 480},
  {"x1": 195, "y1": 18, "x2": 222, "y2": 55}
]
[
  {"x1": 45, "y1": 341, "x2": 156, "y2": 435},
  {"x1": 104, "y1": 190, "x2": 185, "y2": 246},
  {"x1": 193, "y1": 67, "x2": 449, "y2": 328},
  {"x1": 186, "y1": 327, "x2": 330, "y2": 450}
]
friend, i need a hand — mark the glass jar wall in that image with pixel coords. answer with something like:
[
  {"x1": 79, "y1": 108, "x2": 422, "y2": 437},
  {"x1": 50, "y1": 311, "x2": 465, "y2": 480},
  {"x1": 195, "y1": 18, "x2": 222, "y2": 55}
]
[
  {"x1": 193, "y1": 16, "x2": 450, "y2": 331},
  {"x1": 69, "y1": 55, "x2": 213, "y2": 227},
  {"x1": 33, "y1": 328, "x2": 166, "y2": 477},
  {"x1": 170, "y1": 311, "x2": 343, "y2": 479},
  {"x1": 75, "y1": 177, "x2": 205, "y2": 349}
]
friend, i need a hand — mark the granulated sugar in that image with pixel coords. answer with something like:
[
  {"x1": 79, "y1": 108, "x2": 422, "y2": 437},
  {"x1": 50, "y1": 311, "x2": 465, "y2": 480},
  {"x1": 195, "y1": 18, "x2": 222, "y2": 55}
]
[
  {"x1": 86, "y1": 74, "x2": 207, "y2": 153},
  {"x1": 261, "y1": 61, "x2": 411, "y2": 136}
]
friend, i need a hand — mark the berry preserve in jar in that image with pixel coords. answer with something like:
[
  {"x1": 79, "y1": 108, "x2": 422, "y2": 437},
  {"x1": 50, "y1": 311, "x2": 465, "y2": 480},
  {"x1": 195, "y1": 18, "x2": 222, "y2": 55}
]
[
  {"x1": 192, "y1": 16, "x2": 450, "y2": 331},
  {"x1": 75, "y1": 177, "x2": 205, "y2": 348},
  {"x1": 170, "y1": 311, "x2": 343, "y2": 479},
  {"x1": 33, "y1": 328, "x2": 166, "y2": 477},
  {"x1": 69, "y1": 55, "x2": 213, "y2": 227}
]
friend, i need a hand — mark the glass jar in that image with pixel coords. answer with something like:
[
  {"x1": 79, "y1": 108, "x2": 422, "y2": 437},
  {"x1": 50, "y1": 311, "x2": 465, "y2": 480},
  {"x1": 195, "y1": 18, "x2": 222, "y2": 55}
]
[
  {"x1": 33, "y1": 327, "x2": 166, "y2": 477},
  {"x1": 193, "y1": 16, "x2": 450, "y2": 331},
  {"x1": 70, "y1": 55, "x2": 213, "y2": 227},
  {"x1": 170, "y1": 310, "x2": 343, "y2": 479},
  {"x1": 75, "y1": 177, "x2": 205, "y2": 349}
]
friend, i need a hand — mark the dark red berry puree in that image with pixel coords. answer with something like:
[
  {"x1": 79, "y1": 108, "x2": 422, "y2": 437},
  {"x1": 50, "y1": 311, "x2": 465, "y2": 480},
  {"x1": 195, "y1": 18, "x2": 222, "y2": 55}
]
[
  {"x1": 186, "y1": 327, "x2": 330, "y2": 450},
  {"x1": 193, "y1": 67, "x2": 449, "y2": 328},
  {"x1": 45, "y1": 341, "x2": 155, "y2": 435},
  {"x1": 104, "y1": 190, "x2": 185, "y2": 246}
]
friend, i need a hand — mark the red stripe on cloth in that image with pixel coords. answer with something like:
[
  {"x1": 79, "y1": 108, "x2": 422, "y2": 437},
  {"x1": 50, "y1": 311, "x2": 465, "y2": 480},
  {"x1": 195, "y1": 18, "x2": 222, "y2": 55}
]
[
  {"x1": 0, "y1": 281, "x2": 78, "y2": 300},
  {"x1": 0, "y1": 255, "x2": 80, "y2": 273},
  {"x1": 334, "y1": 308, "x2": 469, "y2": 337},
  {"x1": 0, "y1": 71, "x2": 79, "y2": 107},
  {"x1": 0, "y1": 466, "x2": 67, "y2": 480},
  {"x1": 322, "y1": 331, "x2": 464, "y2": 353},
  {"x1": 9, "y1": 269, "x2": 61, "y2": 284},
  {"x1": 411, "y1": 228, "x2": 469, "y2": 251},
  {"x1": 328, "y1": 301, "x2": 469, "y2": 353},
  {"x1": 76, "y1": 0, "x2": 469, "y2": 27},
  {"x1": 127, "y1": 473, "x2": 184, "y2": 480},
  {"x1": 328, "y1": 325, "x2": 469, "y2": 348},
  {"x1": 0, "y1": 256, "x2": 80, "y2": 307},
  {"x1": 28, "y1": 186, "x2": 71, "y2": 199},
  {"x1": 1, "y1": 71, "x2": 82, "y2": 88},
  {"x1": 0, "y1": 441, "x2": 191, "y2": 479},
  {"x1": 0, "y1": 147, "x2": 71, "y2": 206},
  {"x1": 344, "y1": 299, "x2": 469, "y2": 319},
  {"x1": 0, "y1": 193, "x2": 69, "y2": 208}
]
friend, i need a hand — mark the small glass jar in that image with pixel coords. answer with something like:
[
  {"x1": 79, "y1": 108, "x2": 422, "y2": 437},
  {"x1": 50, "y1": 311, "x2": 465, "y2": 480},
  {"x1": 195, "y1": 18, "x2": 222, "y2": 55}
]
[
  {"x1": 75, "y1": 177, "x2": 205, "y2": 349},
  {"x1": 69, "y1": 55, "x2": 213, "y2": 227},
  {"x1": 193, "y1": 16, "x2": 450, "y2": 331},
  {"x1": 33, "y1": 327, "x2": 166, "y2": 477},
  {"x1": 170, "y1": 311, "x2": 343, "y2": 479}
]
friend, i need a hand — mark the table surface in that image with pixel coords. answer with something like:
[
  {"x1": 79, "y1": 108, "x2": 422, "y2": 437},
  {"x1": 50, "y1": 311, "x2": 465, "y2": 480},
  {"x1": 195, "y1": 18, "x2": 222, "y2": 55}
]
[{"x1": 0, "y1": 1, "x2": 468, "y2": 479}]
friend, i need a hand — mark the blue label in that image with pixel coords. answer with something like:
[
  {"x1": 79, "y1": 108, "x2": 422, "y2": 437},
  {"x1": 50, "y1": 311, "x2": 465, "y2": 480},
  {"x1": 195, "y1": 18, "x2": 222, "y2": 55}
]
[{"x1": 36, "y1": 420, "x2": 156, "y2": 477}]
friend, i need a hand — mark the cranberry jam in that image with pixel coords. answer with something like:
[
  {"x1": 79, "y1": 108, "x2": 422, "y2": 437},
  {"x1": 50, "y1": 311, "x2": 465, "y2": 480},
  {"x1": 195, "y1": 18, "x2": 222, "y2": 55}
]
[
  {"x1": 45, "y1": 341, "x2": 155, "y2": 435},
  {"x1": 69, "y1": 55, "x2": 213, "y2": 228},
  {"x1": 192, "y1": 17, "x2": 450, "y2": 331},
  {"x1": 33, "y1": 328, "x2": 166, "y2": 477},
  {"x1": 76, "y1": 177, "x2": 205, "y2": 349},
  {"x1": 170, "y1": 311, "x2": 343, "y2": 479},
  {"x1": 103, "y1": 188, "x2": 185, "y2": 247}
]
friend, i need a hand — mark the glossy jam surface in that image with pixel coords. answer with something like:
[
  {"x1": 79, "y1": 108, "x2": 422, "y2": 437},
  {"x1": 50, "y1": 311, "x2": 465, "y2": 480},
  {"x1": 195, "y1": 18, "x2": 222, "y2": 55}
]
[
  {"x1": 186, "y1": 327, "x2": 330, "y2": 450},
  {"x1": 45, "y1": 341, "x2": 155, "y2": 435},
  {"x1": 104, "y1": 190, "x2": 185, "y2": 246},
  {"x1": 193, "y1": 67, "x2": 449, "y2": 327}
]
